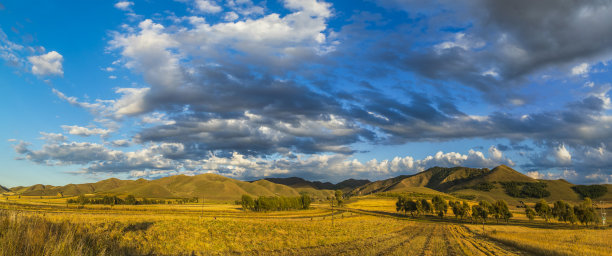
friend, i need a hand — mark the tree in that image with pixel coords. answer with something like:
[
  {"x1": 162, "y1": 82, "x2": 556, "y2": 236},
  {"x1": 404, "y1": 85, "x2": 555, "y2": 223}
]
[
  {"x1": 396, "y1": 196, "x2": 406, "y2": 215},
  {"x1": 415, "y1": 200, "x2": 423, "y2": 216},
  {"x1": 404, "y1": 199, "x2": 419, "y2": 217},
  {"x1": 525, "y1": 206, "x2": 536, "y2": 222},
  {"x1": 431, "y1": 195, "x2": 448, "y2": 219},
  {"x1": 334, "y1": 190, "x2": 344, "y2": 207},
  {"x1": 574, "y1": 197, "x2": 598, "y2": 227},
  {"x1": 472, "y1": 204, "x2": 488, "y2": 231},
  {"x1": 461, "y1": 201, "x2": 471, "y2": 220},
  {"x1": 552, "y1": 200, "x2": 574, "y2": 223},
  {"x1": 420, "y1": 199, "x2": 433, "y2": 215},
  {"x1": 535, "y1": 199, "x2": 552, "y2": 222},
  {"x1": 450, "y1": 201, "x2": 467, "y2": 220},
  {"x1": 300, "y1": 194, "x2": 311, "y2": 209},
  {"x1": 125, "y1": 195, "x2": 137, "y2": 205},
  {"x1": 493, "y1": 200, "x2": 512, "y2": 223},
  {"x1": 241, "y1": 195, "x2": 254, "y2": 211}
]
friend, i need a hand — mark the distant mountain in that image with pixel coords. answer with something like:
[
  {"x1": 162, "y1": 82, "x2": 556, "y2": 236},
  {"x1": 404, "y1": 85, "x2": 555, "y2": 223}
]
[
  {"x1": 10, "y1": 174, "x2": 334, "y2": 201},
  {"x1": 263, "y1": 177, "x2": 370, "y2": 192}
]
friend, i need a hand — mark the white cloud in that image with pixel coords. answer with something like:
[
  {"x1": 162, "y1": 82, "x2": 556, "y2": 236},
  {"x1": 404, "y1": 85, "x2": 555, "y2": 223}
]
[
  {"x1": 109, "y1": 139, "x2": 131, "y2": 147},
  {"x1": 571, "y1": 62, "x2": 589, "y2": 76},
  {"x1": 195, "y1": 0, "x2": 222, "y2": 13},
  {"x1": 526, "y1": 169, "x2": 578, "y2": 180},
  {"x1": 223, "y1": 11, "x2": 239, "y2": 21},
  {"x1": 526, "y1": 171, "x2": 543, "y2": 179},
  {"x1": 28, "y1": 51, "x2": 63, "y2": 76},
  {"x1": 553, "y1": 144, "x2": 572, "y2": 165},
  {"x1": 114, "y1": 1, "x2": 134, "y2": 11},
  {"x1": 488, "y1": 145, "x2": 503, "y2": 160},
  {"x1": 61, "y1": 125, "x2": 112, "y2": 138},
  {"x1": 434, "y1": 33, "x2": 485, "y2": 53},
  {"x1": 109, "y1": 75, "x2": 117, "y2": 79},
  {"x1": 283, "y1": 0, "x2": 332, "y2": 18},
  {"x1": 39, "y1": 132, "x2": 67, "y2": 142}
]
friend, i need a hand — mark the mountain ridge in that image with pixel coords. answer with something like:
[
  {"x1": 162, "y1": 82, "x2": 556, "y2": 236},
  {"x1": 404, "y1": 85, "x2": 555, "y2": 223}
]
[{"x1": 7, "y1": 165, "x2": 611, "y2": 203}]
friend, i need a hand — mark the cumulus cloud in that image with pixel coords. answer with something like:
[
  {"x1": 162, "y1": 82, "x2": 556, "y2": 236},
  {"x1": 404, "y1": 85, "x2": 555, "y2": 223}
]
[
  {"x1": 13, "y1": 137, "x2": 512, "y2": 181},
  {"x1": 24, "y1": 0, "x2": 612, "y2": 184},
  {"x1": 28, "y1": 51, "x2": 63, "y2": 76}
]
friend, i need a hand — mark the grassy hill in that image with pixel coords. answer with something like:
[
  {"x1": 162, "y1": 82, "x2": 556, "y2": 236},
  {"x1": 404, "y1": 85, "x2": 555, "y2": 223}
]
[
  {"x1": 9, "y1": 173, "x2": 329, "y2": 202},
  {"x1": 351, "y1": 165, "x2": 593, "y2": 204},
  {"x1": 0, "y1": 185, "x2": 9, "y2": 193}
]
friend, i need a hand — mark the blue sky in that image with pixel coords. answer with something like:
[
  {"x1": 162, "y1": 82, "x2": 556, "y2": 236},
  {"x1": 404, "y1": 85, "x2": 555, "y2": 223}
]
[{"x1": 2, "y1": 0, "x2": 612, "y2": 187}]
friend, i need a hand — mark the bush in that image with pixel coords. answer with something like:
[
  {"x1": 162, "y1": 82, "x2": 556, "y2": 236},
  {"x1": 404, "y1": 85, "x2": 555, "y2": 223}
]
[
  {"x1": 501, "y1": 182, "x2": 550, "y2": 198},
  {"x1": 67, "y1": 195, "x2": 168, "y2": 205},
  {"x1": 572, "y1": 185, "x2": 607, "y2": 199},
  {"x1": 241, "y1": 194, "x2": 311, "y2": 212},
  {"x1": 473, "y1": 182, "x2": 495, "y2": 191}
]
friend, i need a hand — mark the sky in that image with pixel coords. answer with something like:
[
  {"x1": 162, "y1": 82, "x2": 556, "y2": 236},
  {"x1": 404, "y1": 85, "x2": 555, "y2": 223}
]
[{"x1": 2, "y1": 0, "x2": 612, "y2": 187}]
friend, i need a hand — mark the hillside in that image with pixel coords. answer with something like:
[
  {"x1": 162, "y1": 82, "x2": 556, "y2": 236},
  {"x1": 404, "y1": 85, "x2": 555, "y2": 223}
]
[
  {"x1": 351, "y1": 165, "x2": 590, "y2": 204},
  {"x1": 0, "y1": 185, "x2": 9, "y2": 193},
  {"x1": 263, "y1": 177, "x2": 370, "y2": 192},
  {"x1": 10, "y1": 178, "x2": 140, "y2": 197},
  {"x1": 9, "y1": 174, "x2": 330, "y2": 201}
]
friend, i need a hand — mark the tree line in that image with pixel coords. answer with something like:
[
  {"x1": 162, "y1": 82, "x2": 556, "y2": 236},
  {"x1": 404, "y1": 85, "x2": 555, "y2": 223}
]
[
  {"x1": 396, "y1": 195, "x2": 513, "y2": 224},
  {"x1": 524, "y1": 198, "x2": 600, "y2": 226},
  {"x1": 240, "y1": 194, "x2": 311, "y2": 211},
  {"x1": 396, "y1": 195, "x2": 601, "y2": 227},
  {"x1": 67, "y1": 195, "x2": 199, "y2": 205}
]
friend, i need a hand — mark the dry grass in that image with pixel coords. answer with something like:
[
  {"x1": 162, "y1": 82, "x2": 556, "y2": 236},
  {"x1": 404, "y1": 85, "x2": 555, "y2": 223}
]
[
  {"x1": 464, "y1": 224, "x2": 612, "y2": 256},
  {"x1": 0, "y1": 210, "x2": 133, "y2": 256},
  {"x1": 1, "y1": 196, "x2": 610, "y2": 255}
]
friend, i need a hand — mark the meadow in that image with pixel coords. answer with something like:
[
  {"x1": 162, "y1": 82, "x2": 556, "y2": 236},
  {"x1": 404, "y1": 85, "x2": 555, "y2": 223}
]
[{"x1": 0, "y1": 195, "x2": 610, "y2": 255}]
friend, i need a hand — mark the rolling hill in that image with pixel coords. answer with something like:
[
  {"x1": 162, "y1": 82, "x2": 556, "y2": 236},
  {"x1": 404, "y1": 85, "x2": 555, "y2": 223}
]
[
  {"x1": 7, "y1": 165, "x2": 611, "y2": 204},
  {"x1": 0, "y1": 185, "x2": 9, "y2": 193},
  {"x1": 9, "y1": 173, "x2": 333, "y2": 201}
]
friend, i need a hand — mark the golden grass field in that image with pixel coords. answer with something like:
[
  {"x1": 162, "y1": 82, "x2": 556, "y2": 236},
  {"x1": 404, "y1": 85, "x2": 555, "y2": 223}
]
[{"x1": 0, "y1": 195, "x2": 610, "y2": 255}]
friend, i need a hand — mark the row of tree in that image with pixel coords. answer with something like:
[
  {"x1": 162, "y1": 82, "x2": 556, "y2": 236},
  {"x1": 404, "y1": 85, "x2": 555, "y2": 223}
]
[
  {"x1": 525, "y1": 198, "x2": 599, "y2": 226},
  {"x1": 240, "y1": 194, "x2": 311, "y2": 211},
  {"x1": 67, "y1": 195, "x2": 197, "y2": 205},
  {"x1": 396, "y1": 195, "x2": 601, "y2": 227},
  {"x1": 396, "y1": 196, "x2": 513, "y2": 224}
]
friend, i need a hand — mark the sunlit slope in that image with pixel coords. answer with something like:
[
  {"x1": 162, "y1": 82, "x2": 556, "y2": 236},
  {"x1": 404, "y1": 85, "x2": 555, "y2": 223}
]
[
  {"x1": 10, "y1": 173, "x2": 311, "y2": 201},
  {"x1": 352, "y1": 165, "x2": 589, "y2": 203},
  {"x1": 104, "y1": 174, "x2": 309, "y2": 200}
]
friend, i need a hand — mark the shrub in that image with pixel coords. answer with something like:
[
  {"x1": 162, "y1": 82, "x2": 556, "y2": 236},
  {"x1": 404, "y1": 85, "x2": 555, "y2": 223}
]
[
  {"x1": 571, "y1": 185, "x2": 607, "y2": 199},
  {"x1": 473, "y1": 182, "x2": 495, "y2": 191},
  {"x1": 501, "y1": 182, "x2": 550, "y2": 198}
]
